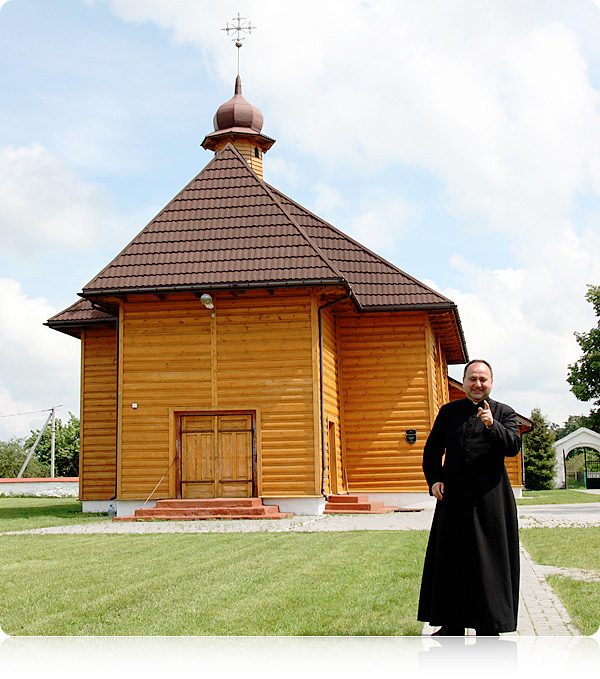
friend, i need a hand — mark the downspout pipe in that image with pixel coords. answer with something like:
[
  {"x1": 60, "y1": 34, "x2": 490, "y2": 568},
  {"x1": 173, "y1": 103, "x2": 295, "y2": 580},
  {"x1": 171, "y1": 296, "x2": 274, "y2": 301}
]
[{"x1": 318, "y1": 294, "x2": 350, "y2": 498}]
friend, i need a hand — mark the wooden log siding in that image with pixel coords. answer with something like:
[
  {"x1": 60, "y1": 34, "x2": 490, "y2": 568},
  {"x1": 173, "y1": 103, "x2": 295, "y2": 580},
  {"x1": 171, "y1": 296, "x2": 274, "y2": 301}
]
[
  {"x1": 216, "y1": 290, "x2": 317, "y2": 497},
  {"x1": 426, "y1": 323, "x2": 449, "y2": 420},
  {"x1": 80, "y1": 325, "x2": 117, "y2": 500},
  {"x1": 117, "y1": 290, "x2": 318, "y2": 500},
  {"x1": 337, "y1": 312, "x2": 432, "y2": 492},
  {"x1": 320, "y1": 306, "x2": 344, "y2": 495},
  {"x1": 505, "y1": 446, "x2": 523, "y2": 487},
  {"x1": 119, "y1": 296, "x2": 213, "y2": 499}
]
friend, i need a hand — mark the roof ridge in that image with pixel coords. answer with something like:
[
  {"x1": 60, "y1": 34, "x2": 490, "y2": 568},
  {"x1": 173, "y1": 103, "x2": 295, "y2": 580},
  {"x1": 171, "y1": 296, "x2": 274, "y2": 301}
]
[
  {"x1": 220, "y1": 144, "x2": 349, "y2": 288},
  {"x1": 267, "y1": 183, "x2": 456, "y2": 306}
]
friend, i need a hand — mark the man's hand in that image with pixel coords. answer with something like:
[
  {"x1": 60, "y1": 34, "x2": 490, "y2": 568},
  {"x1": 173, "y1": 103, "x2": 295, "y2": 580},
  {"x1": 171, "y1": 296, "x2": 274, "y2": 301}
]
[
  {"x1": 431, "y1": 481, "x2": 444, "y2": 500},
  {"x1": 477, "y1": 400, "x2": 494, "y2": 428}
]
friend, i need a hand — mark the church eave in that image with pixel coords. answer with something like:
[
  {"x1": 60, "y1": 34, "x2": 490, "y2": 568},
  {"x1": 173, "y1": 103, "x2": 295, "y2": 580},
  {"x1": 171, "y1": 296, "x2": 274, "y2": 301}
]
[
  {"x1": 80, "y1": 277, "x2": 349, "y2": 299},
  {"x1": 201, "y1": 129, "x2": 276, "y2": 152},
  {"x1": 44, "y1": 316, "x2": 117, "y2": 339}
]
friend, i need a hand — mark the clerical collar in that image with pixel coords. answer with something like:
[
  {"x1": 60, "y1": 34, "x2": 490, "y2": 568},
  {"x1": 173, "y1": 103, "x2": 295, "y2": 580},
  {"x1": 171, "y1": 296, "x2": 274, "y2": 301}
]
[{"x1": 466, "y1": 398, "x2": 487, "y2": 408}]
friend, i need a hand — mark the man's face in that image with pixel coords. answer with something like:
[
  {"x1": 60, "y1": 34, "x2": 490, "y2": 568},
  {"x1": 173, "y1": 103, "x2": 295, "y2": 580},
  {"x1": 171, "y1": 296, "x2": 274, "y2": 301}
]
[{"x1": 463, "y1": 362, "x2": 493, "y2": 403}]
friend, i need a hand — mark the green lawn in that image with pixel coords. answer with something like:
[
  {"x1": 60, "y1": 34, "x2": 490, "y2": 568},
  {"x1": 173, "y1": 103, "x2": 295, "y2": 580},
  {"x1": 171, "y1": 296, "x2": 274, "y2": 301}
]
[
  {"x1": 520, "y1": 527, "x2": 600, "y2": 635},
  {"x1": 0, "y1": 531, "x2": 428, "y2": 636},
  {"x1": 0, "y1": 497, "x2": 108, "y2": 533},
  {"x1": 1, "y1": 498, "x2": 599, "y2": 636},
  {"x1": 517, "y1": 489, "x2": 600, "y2": 505}
]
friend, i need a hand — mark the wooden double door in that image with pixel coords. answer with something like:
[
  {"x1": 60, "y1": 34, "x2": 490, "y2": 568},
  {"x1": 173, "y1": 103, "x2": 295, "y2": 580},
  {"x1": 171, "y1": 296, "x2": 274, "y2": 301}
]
[{"x1": 179, "y1": 412, "x2": 255, "y2": 498}]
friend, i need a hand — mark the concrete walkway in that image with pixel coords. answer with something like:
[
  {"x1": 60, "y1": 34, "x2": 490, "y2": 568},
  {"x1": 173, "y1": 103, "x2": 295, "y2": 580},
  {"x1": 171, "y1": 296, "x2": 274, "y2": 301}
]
[{"x1": 3, "y1": 501, "x2": 598, "y2": 637}]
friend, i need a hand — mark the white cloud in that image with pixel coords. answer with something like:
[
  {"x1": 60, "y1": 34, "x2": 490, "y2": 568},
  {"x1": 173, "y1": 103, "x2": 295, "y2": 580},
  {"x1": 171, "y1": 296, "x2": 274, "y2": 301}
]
[
  {"x1": 92, "y1": 2, "x2": 600, "y2": 233},
  {"x1": 263, "y1": 156, "x2": 304, "y2": 190},
  {"x1": 347, "y1": 198, "x2": 412, "y2": 254},
  {"x1": 0, "y1": 144, "x2": 116, "y2": 254},
  {"x1": 312, "y1": 183, "x2": 345, "y2": 216},
  {"x1": 20, "y1": 0, "x2": 600, "y2": 426},
  {"x1": 0, "y1": 279, "x2": 80, "y2": 440},
  {"x1": 442, "y1": 222, "x2": 600, "y2": 425}
]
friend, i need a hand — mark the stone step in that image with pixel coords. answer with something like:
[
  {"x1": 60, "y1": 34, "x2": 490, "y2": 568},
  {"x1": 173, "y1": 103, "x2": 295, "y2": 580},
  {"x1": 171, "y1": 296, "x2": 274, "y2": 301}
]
[
  {"x1": 115, "y1": 512, "x2": 294, "y2": 522},
  {"x1": 113, "y1": 497, "x2": 294, "y2": 522},
  {"x1": 323, "y1": 508, "x2": 398, "y2": 514},
  {"x1": 156, "y1": 498, "x2": 264, "y2": 509},
  {"x1": 324, "y1": 494, "x2": 422, "y2": 514},
  {"x1": 324, "y1": 502, "x2": 393, "y2": 512},
  {"x1": 326, "y1": 494, "x2": 370, "y2": 504},
  {"x1": 134, "y1": 505, "x2": 282, "y2": 518},
  {"x1": 324, "y1": 494, "x2": 396, "y2": 514}
]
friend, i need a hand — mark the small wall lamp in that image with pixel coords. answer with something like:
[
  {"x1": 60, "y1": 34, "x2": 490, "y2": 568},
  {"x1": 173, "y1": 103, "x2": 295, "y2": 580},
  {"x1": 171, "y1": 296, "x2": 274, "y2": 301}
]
[{"x1": 200, "y1": 293, "x2": 214, "y2": 310}]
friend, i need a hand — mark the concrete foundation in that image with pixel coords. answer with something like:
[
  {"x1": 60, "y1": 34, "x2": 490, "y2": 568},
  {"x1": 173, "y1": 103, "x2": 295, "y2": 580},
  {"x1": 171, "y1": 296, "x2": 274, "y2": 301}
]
[{"x1": 262, "y1": 496, "x2": 327, "y2": 515}]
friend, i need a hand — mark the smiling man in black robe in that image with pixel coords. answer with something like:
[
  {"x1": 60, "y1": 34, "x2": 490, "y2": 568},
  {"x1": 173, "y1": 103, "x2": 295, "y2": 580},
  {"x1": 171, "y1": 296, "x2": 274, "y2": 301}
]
[{"x1": 417, "y1": 359, "x2": 522, "y2": 636}]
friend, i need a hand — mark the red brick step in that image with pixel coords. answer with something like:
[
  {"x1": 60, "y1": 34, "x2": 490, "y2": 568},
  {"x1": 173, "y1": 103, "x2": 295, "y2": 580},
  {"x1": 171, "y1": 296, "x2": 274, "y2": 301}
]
[
  {"x1": 324, "y1": 494, "x2": 421, "y2": 514},
  {"x1": 113, "y1": 497, "x2": 294, "y2": 521}
]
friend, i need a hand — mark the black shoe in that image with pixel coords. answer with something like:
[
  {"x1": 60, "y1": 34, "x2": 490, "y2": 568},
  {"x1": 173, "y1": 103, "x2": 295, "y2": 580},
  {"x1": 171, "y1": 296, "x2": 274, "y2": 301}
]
[
  {"x1": 476, "y1": 629, "x2": 499, "y2": 636},
  {"x1": 432, "y1": 625, "x2": 465, "y2": 636}
]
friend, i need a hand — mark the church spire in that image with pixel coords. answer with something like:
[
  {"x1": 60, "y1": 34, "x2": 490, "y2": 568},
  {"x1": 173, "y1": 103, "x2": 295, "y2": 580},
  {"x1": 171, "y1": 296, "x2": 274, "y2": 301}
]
[{"x1": 202, "y1": 14, "x2": 275, "y2": 179}]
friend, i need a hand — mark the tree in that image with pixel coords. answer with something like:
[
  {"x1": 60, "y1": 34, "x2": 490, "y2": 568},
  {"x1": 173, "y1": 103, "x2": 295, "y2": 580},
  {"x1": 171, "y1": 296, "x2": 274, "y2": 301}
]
[
  {"x1": 523, "y1": 408, "x2": 556, "y2": 490},
  {"x1": 567, "y1": 284, "x2": 600, "y2": 421},
  {"x1": 553, "y1": 412, "x2": 600, "y2": 440},
  {"x1": 24, "y1": 413, "x2": 80, "y2": 477},
  {"x1": 0, "y1": 438, "x2": 50, "y2": 478}
]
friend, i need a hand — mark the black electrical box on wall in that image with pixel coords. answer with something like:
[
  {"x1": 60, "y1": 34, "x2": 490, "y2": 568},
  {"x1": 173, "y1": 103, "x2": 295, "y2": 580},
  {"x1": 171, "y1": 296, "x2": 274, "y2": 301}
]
[{"x1": 406, "y1": 429, "x2": 417, "y2": 444}]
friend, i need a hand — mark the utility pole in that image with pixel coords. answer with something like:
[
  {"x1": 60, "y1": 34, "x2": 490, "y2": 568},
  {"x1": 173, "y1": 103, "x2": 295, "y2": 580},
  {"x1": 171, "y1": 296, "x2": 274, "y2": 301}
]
[
  {"x1": 16, "y1": 405, "x2": 63, "y2": 478},
  {"x1": 50, "y1": 405, "x2": 56, "y2": 478}
]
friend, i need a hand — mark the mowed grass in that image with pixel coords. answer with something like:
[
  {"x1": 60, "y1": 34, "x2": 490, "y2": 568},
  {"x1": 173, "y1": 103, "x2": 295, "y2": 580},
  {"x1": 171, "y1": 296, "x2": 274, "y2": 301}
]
[
  {"x1": 0, "y1": 498, "x2": 108, "y2": 533},
  {"x1": 517, "y1": 489, "x2": 600, "y2": 505},
  {"x1": 520, "y1": 527, "x2": 600, "y2": 635},
  {"x1": 0, "y1": 531, "x2": 428, "y2": 636}
]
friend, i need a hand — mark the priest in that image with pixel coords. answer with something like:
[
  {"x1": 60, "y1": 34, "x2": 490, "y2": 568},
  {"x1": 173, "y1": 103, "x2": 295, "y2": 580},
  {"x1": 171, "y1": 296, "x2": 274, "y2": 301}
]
[{"x1": 417, "y1": 359, "x2": 522, "y2": 636}]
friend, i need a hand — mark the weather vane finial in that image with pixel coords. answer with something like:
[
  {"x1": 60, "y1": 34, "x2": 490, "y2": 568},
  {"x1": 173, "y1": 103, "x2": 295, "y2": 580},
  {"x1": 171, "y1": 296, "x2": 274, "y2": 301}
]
[{"x1": 222, "y1": 13, "x2": 256, "y2": 75}]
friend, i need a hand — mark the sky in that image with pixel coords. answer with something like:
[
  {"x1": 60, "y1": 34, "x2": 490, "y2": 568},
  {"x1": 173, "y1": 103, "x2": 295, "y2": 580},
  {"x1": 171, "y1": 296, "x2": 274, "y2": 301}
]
[{"x1": 1, "y1": 0, "x2": 600, "y2": 440}]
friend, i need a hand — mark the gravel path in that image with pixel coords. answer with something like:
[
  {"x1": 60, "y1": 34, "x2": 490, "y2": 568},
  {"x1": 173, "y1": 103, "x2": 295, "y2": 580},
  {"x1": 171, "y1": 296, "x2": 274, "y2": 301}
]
[{"x1": 2, "y1": 502, "x2": 600, "y2": 535}]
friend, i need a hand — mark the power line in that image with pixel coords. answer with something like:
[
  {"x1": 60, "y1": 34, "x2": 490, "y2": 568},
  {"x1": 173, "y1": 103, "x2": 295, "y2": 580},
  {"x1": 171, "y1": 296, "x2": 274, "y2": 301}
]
[{"x1": 0, "y1": 405, "x2": 63, "y2": 419}]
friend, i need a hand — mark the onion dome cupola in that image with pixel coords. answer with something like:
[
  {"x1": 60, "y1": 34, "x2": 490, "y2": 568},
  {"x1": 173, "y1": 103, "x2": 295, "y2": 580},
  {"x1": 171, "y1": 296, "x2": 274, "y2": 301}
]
[{"x1": 202, "y1": 75, "x2": 275, "y2": 179}]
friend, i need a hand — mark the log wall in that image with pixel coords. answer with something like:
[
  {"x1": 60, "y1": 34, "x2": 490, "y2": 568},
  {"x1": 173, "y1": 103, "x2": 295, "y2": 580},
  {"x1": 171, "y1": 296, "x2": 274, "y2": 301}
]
[
  {"x1": 118, "y1": 296, "x2": 212, "y2": 499},
  {"x1": 78, "y1": 289, "x2": 488, "y2": 500},
  {"x1": 80, "y1": 325, "x2": 117, "y2": 500},
  {"x1": 426, "y1": 324, "x2": 449, "y2": 421},
  {"x1": 337, "y1": 311, "x2": 432, "y2": 492},
  {"x1": 320, "y1": 306, "x2": 344, "y2": 495},
  {"x1": 117, "y1": 289, "x2": 318, "y2": 500},
  {"x1": 215, "y1": 290, "x2": 317, "y2": 497}
]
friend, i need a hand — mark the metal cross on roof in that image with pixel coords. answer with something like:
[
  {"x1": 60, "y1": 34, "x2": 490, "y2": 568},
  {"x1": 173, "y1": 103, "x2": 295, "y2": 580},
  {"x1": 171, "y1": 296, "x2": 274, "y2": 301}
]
[
  {"x1": 222, "y1": 13, "x2": 256, "y2": 76},
  {"x1": 222, "y1": 13, "x2": 256, "y2": 49}
]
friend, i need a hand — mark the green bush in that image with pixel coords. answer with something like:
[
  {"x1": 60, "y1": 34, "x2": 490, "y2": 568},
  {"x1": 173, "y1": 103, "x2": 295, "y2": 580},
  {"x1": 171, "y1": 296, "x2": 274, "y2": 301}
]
[
  {"x1": 0, "y1": 438, "x2": 50, "y2": 478},
  {"x1": 24, "y1": 413, "x2": 79, "y2": 477}
]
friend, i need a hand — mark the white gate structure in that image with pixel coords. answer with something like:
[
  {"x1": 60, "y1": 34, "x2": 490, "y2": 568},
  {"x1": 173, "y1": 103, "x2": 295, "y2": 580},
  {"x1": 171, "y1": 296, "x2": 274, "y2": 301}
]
[{"x1": 553, "y1": 427, "x2": 600, "y2": 489}]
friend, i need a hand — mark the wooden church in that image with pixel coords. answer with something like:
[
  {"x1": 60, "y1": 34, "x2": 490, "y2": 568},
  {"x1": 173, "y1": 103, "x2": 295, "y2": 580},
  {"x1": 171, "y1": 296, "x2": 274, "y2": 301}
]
[{"x1": 46, "y1": 74, "x2": 498, "y2": 518}]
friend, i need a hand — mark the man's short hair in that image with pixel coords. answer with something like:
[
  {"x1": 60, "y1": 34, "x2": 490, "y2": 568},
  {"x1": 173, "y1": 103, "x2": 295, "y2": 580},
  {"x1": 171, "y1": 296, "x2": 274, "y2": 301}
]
[{"x1": 463, "y1": 359, "x2": 493, "y2": 379}]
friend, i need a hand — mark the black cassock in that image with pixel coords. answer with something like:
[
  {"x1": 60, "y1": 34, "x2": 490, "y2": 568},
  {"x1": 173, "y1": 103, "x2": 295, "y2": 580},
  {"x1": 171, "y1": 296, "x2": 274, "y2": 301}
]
[{"x1": 417, "y1": 397, "x2": 521, "y2": 633}]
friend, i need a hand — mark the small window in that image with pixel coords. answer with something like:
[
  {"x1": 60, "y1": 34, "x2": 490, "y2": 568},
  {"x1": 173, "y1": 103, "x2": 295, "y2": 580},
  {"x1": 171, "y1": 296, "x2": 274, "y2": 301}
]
[{"x1": 254, "y1": 147, "x2": 260, "y2": 158}]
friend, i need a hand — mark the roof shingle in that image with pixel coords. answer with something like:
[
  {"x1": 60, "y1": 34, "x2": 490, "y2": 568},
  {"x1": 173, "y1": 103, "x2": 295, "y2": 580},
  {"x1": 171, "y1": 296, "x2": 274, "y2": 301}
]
[{"x1": 49, "y1": 143, "x2": 467, "y2": 361}]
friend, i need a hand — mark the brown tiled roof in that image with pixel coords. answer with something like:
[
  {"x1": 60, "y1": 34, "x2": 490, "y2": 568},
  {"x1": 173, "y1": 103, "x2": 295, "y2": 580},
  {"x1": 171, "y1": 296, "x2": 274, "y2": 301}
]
[
  {"x1": 45, "y1": 299, "x2": 116, "y2": 338},
  {"x1": 82, "y1": 144, "x2": 456, "y2": 308},
  {"x1": 82, "y1": 144, "x2": 344, "y2": 295},
  {"x1": 52, "y1": 143, "x2": 466, "y2": 360},
  {"x1": 270, "y1": 187, "x2": 456, "y2": 309}
]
